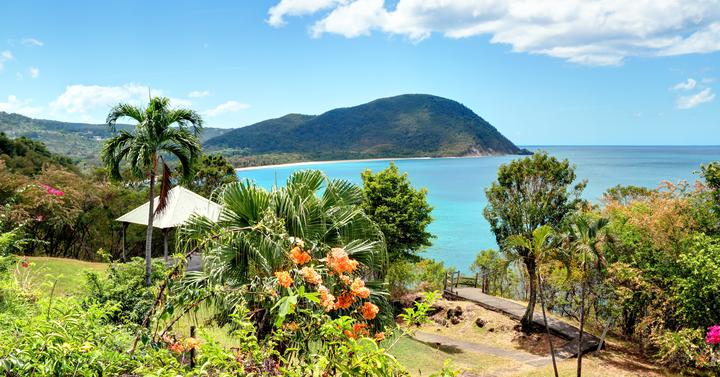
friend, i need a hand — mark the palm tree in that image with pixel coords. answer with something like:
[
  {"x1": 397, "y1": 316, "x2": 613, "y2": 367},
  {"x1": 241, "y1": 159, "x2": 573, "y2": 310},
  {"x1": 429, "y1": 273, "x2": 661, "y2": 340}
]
[
  {"x1": 507, "y1": 225, "x2": 560, "y2": 377},
  {"x1": 177, "y1": 170, "x2": 387, "y2": 323},
  {"x1": 101, "y1": 97, "x2": 203, "y2": 286},
  {"x1": 567, "y1": 215, "x2": 609, "y2": 377}
]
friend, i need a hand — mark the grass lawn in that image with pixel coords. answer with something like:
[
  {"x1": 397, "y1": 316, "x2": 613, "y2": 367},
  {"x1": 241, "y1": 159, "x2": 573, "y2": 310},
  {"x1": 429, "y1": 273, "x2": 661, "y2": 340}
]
[
  {"x1": 390, "y1": 336, "x2": 517, "y2": 376},
  {"x1": 18, "y1": 256, "x2": 107, "y2": 296}
]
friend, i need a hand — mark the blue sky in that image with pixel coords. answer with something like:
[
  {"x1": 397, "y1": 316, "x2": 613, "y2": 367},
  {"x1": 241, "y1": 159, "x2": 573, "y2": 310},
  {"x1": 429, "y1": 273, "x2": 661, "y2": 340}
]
[{"x1": 0, "y1": 0, "x2": 718, "y2": 145}]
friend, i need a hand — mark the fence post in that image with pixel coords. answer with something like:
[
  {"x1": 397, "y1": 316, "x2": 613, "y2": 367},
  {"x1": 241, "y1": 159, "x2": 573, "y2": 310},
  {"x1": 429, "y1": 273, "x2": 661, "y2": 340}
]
[
  {"x1": 189, "y1": 325, "x2": 196, "y2": 368},
  {"x1": 443, "y1": 271, "x2": 447, "y2": 292}
]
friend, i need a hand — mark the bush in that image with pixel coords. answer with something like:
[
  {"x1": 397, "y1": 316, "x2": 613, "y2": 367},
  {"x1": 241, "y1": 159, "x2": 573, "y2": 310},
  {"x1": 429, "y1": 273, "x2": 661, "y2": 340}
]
[
  {"x1": 84, "y1": 257, "x2": 166, "y2": 325},
  {"x1": 386, "y1": 259, "x2": 446, "y2": 298}
]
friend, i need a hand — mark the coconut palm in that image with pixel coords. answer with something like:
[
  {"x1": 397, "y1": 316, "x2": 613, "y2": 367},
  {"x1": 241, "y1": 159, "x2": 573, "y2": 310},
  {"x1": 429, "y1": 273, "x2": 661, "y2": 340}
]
[
  {"x1": 177, "y1": 170, "x2": 387, "y2": 323},
  {"x1": 507, "y1": 225, "x2": 560, "y2": 377},
  {"x1": 101, "y1": 97, "x2": 203, "y2": 286},
  {"x1": 566, "y1": 215, "x2": 609, "y2": 377}
]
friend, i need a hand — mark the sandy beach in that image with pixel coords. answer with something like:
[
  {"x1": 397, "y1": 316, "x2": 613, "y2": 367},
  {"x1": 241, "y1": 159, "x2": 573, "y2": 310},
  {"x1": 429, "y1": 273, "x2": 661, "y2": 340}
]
[{"x1": 235, "y1": 156, "x2": 435, "y2": 171}]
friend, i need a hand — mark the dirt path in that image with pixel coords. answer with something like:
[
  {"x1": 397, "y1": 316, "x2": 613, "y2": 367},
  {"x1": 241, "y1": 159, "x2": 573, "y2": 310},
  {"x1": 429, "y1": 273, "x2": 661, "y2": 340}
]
[
  {"x1": 449, "y1": 287, "x2": 600, "y2": 357},
  {"x1": 413, "y1": 331, "x2": 552, "y2": 368}
]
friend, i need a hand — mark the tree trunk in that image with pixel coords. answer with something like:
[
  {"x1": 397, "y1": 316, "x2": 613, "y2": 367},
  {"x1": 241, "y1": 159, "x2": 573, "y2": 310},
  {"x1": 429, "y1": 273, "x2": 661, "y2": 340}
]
[
  {"x1": 163, "y1": 228, "x2": 169, "y2": 262},
  {"x1": 577, "y1": 279, "x2": 586, "y2": 377},
  {"x1": 538, "y1": 275, "x2": 559, "y2": 377},
  {"x1": 521, "y1": 256, "x2": 538, "y2": 333},
  {"x1": 145, "y1": 167, "x2": 156, "y2": 287}
]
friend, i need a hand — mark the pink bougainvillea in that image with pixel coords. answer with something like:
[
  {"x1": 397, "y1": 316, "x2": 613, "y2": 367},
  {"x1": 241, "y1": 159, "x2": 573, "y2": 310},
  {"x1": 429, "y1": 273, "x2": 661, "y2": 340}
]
[
  {"x1": 38, "y1": 183, "x2": 64, "y2": 196},
  {"x1": 706, "y1": 325, "x2": 720, "y2": 345}
]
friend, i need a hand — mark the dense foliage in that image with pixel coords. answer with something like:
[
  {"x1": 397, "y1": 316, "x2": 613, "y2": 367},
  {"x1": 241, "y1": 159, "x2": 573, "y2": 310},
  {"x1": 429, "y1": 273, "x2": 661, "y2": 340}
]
[
  {"x1": 361, "y1": 163, "x2": 434, "y2": 264},
  {"x1": 205, "y1": 94, "x2": 530, "y2": 166}
]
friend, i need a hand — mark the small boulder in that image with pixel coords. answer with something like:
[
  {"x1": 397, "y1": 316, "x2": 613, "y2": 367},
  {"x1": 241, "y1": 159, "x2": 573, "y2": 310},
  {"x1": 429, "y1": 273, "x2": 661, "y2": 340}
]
[
  {"x1": 475, "y1": 318, "x2": 486, "y2": 328},
  {"x1": 488, "y1": 327, "x2": 495, "y2": 332},
  {"x1": 454, "y1": 306, "x2": 463, "y2": 316},
  {"x1": 450, "y1": 317, "x2": 461, "y2": 325}
]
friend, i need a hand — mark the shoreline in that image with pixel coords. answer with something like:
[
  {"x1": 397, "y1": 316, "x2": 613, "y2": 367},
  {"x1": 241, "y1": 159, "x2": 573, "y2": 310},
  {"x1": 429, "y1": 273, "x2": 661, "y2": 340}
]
[
  {"x1": 235, "y1": 156, "x2": 435, "y2": 171},
  {"x1": 233, "y1": 153, "x2": 526, "y2": 171}
]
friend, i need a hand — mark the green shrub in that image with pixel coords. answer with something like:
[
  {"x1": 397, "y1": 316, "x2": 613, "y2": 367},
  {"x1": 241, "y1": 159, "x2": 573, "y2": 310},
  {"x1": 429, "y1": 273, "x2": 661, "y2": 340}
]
[
  {"x1": 387, "y1": 259, "x2": 447, "y2": 298},
  {"x1": 83, "y1": 257, "x2": 166, "y2": 325}
]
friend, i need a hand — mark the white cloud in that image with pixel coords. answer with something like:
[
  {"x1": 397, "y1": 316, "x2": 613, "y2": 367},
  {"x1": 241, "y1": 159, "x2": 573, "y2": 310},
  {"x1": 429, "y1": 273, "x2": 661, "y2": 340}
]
[
  {"x1": 21, "y1": 38, "x2": 44, "y2": 47},
  {"x1": 676, "y1": 88, "x2": 715, "y2": 109},
  {"x1": 29, "y1": 67, "x2": 39, "y2": 79},
  {"x1": 0, "y1": 51, "x2": 13, "y2": 71},
  {"x1": 0, "y1": 95, "x2": 43, "y2": 117},
  {"x1": 50, "y1": 83, "x2": 154, "y2": 115},
  {"x1": 188, "y1": 90, "x2": 210, "y2": 98},
  {"x1": 267, "y1": 0, "x2": 347, "y2": 27},
  {"x1": 672, "y1": 78, "x2": 697, "y2": 91},
  {"x1": 268, "y1": 0, "x2": 720, "y2": 65},
  {"x1": 204, "y1": 101, "x2": 250, "y2": 117}
]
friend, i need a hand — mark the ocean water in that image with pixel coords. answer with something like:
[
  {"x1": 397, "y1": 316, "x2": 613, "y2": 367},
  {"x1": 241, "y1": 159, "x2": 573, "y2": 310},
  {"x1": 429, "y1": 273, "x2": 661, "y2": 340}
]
[{"x1": 237, "y1": 146, "x2": 720, "y2": 271}]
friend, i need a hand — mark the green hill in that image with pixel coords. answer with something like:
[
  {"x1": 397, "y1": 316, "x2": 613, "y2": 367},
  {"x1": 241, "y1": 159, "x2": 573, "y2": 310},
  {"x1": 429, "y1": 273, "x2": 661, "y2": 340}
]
[
  {"x1": 0, "y1": 112, "x2": 230, "y2": 165},
  {"x1": 205, "y1": 94, "x2": 529, "y2": 165}
]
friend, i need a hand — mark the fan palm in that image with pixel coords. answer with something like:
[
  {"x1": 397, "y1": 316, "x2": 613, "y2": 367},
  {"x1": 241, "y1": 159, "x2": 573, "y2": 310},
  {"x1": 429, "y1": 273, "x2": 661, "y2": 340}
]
[
  {"x1": 177, "y1": 170, "x2": 387, "y2": 322},
  {"x1": 507, "y1": 225, "x2": 560, "y2": 377},
  {"x1": 101, "y1": 97, "x2": 203, "y2": 286},
  {"x1": 566, "y1": 215, "x2": 609, "y2": 377}
]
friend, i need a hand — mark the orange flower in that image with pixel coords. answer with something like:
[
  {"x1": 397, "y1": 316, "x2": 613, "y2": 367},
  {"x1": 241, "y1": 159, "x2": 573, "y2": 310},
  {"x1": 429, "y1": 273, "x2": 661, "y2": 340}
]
[
  {"x1": 284, "y1": 322, "x2": 300, "y2": 331},
  {"x1": 353, "y1": 323, "x2": 369, "y2": 337},
  {"x1": 334, "y1": 292, "x2": 355, "y2": 310},
  {"x1": 275, "y1": 271, "x2": 293, "y2": 288},
  {"x1": 344, "y1": 329, "x2": 356, "y2": 339},
  {"x1": 301, "y1": 267, "x2": 322, "y2": 285},
  {"x1": 168, "y1": 341, "x2": 185, "y2": 353},
  {"x1": 318, "y1": 285, "x2": 335, "y2": 312},
  {"x1": 360, "y1": 301, "x2": 379, "y2": 320},
  {"x1": 344, "y1": 323, "x2": 369, "y2": 339},
  {"x1": 186, "y1": 337, "x2": 201, "y2": 350},
  {"x1": 350, "y1": 278, "x2": 370, "y2": 299},
  {"x1": 374, "y1": 332, "x2": 385, "y2": 342},
  {"x1": 289, "y1": 246, "x2": 311, "y2": 265},
  {"x1": 339, "y1": 274, "x2": 351, "y2": 285},
  {"x1": 326, "y1": 248, "x2": 359, "y2": 274}
]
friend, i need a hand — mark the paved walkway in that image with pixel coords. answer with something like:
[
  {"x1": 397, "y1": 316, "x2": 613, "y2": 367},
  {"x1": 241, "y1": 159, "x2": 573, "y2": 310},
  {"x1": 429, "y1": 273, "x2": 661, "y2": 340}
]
[{"x1": 447, "y1": 287, "x2": 600, "y2": 358}]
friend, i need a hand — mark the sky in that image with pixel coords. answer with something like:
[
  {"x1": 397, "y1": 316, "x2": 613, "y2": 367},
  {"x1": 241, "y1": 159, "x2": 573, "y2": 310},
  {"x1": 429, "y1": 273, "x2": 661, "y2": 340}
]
[{"x1": 0, "y1": 0, "x2": 718, "y2": 145}]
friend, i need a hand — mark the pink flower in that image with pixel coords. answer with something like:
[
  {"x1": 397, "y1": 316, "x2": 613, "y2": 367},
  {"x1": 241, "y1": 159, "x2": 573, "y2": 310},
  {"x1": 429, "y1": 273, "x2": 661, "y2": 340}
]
[
  {"x1": 38, "y1": 183, "x2": 64, "y2": 196},
  {"x1": 706, "y1": 325, "x2": 720, "y2": 345}
]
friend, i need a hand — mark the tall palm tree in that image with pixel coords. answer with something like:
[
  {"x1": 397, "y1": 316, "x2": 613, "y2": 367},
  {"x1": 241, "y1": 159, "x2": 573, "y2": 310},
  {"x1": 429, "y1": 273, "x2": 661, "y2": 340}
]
[
  {"x1": 507, "y1": 225, "x2": 560, "y2": 377},
  {"x1": 101, "y1": 97, "x2": 203, "y2": 286},
  {"x1": 567, "y1": 215, "x2": 609, "y2": 377}
]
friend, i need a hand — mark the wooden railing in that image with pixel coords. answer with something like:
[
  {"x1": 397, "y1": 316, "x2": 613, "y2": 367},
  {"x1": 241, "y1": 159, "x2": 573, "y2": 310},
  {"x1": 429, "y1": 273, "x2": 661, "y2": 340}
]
[{"x1": 444, "y1": 271, "x2": 486, "y2": 294}]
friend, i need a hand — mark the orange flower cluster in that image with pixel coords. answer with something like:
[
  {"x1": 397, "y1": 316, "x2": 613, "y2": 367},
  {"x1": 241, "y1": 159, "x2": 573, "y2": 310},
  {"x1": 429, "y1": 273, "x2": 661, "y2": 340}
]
[
  {"x1": 275, "y1": 271, "x2": 293, "y2": 288},
  {"x1": 301, "y1": 267, "x2": 322, "y2": 285},
  {"x1": 360, "y1": 302, "x2": 379, "y2": 320},
  {"x1": 326, "y1": 248, "x2": 359, "y2": 274},
  {"x1": 318, "y1": 285, "x2": 335, "y2": 312},
  {"x1": 186, "y1": 337, "x2": 201, "y2": 350},
  {"x1": 168, "y1": 342, "x2": 185, "y2": 353},
  {"x1": 374, "y1": 332, "x2": 385, "y2": 342},
  {"x1": 350, "y1": 278, "x2": 370, "y2": 299},
  {"x1": 344, "y1": 323, "x2": 370, "y2": 340},
  {"x1": 289, "y1": 246, "x2": 311, "y2": 265},
  {"x1": 334, "y1": 292, "x2": 354, "y2": 310},
  {"x1": 339, "y1": 274, "x2": 351, "y2": 285}
]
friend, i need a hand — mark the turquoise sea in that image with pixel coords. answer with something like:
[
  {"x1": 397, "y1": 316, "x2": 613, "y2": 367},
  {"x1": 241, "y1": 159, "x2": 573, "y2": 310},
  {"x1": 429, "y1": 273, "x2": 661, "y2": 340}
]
[{"x1": 237, "y1": 146, "x2": 720, "y2": 271}]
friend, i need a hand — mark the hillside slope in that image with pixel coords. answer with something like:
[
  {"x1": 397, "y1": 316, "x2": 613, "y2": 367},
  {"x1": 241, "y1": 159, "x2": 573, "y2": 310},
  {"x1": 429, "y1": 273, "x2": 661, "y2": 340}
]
[
  {"x1": 206, "y1": 94, "x2": 529, "y2": 163},
  {"x1": 0, "y1": 112, "x2": 230, "y2": 164}
]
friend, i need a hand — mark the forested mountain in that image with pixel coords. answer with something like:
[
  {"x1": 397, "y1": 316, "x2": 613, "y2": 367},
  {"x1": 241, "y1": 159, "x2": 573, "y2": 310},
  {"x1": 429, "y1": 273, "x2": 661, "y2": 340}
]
[{"x1": 205, "y1": 94, "x2": 529, "y2": 165}]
